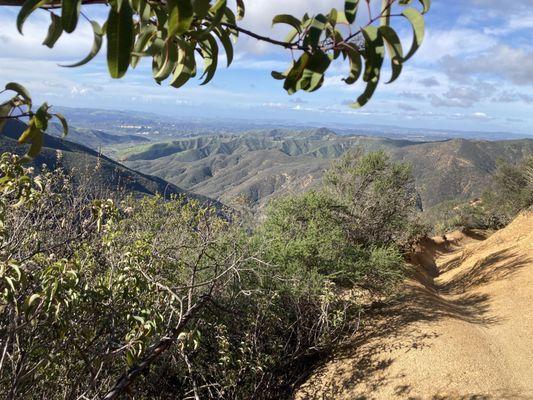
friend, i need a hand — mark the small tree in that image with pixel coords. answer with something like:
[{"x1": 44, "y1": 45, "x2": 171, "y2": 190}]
[
  {"x1": 324, "y1": 149, "x2": 425, "y2": 247},
  {"x1": 482, "y1": 155, "x2": 533, "y2": 225}
]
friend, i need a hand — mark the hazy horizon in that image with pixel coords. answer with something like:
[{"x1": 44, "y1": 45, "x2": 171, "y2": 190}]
[{"x1": 1, "y1": 1, "x2": 533, "y2": 136}]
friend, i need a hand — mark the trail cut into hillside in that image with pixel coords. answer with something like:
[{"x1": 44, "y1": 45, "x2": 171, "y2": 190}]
[{"x1": 297, "y1": 212, "x2": 533, "y2": 400}]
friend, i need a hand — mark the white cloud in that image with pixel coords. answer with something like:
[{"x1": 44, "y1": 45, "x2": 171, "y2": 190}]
[{"x1": 442, "y1": 45, "x2": 533, "y2": 85}]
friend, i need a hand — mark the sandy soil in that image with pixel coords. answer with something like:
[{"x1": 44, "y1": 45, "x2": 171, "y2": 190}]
[{"x1": 296, "y1": 212, "x2": 533, "y2": 400}]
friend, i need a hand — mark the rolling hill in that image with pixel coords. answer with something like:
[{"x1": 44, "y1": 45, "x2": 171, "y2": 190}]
[
  {"x1": 120, "y1": 129, "x2": 533, "y2": 209},
  {"x1": 0, "y1": 120, "x2": 212, "y2": 202}
]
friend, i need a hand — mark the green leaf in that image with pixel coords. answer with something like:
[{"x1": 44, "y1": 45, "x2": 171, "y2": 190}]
[
  {"x1": 272, "y1": 14, "x2": 302, "y2": 33},
  {"x1": 53, "y1": 113, "x2": 69, "y2": 136},
  {"x1": 131, "y1": 25, "x2": 157, "y2": 68},
  {"x1": 402, "y1": 8, "x2": 425, "y2": 62},
  {"x1": 304, "y1": 14, "x2": 327, "y2": 50},
  {"x1": 61, "y1": 0, "x2": 81, "y2": 33},
  {"x1": 34, "y1": 103, "x2": 49, "y2": 130},
  {"x1": 153, "y1": 43, "x2": 179, "y2": 82},
  {"x1": 199, "y1": 34, "x2": 219, "y2": 85},
  {"x1": 43, "y1": 13, "x2": 63, "y2": 48},
  {"x1": 343, "y1": 44, "x2": 362, "y2": 85},
  {"x1": 362, "y1": 26, "x2": 385, "y2": 83},
  {"x1": 16, "y1": 0, "x2": 49, "y2": 34},
  {"x1": 25, "y1": 129, "x2": 44, "y2": 160},
  {"x1": 419, "y1": 0, "x2": 431, "y2": 14},
  {"x1": 18, "y1": 119, "x2": 37, "y2": 145},
  {"x1": 351, "y1": 79, "x2": 379, "y2": 108},
  {"x1": 60, "y1": 21, "x2": 104, "y2": 68},
  {"x1": 193, "y1": 0, "x2": 211, "y2": 18},
  {"x1": 378, "y1": 26, "x2": 404, "y2": 83},
  {"x1": 107, "y1": 1, "x2": 134, "y2": 78},
  {"x1": 298, "y1": 51, "x2": 330, "y2": 93},
  {"x1": 236, "y1": 0, "x2": 245, "y2": 20},
  {"x1": 344, "y1": 0, "x2": 360, "y2": 24},
  {"x1": 170, "y1": 42, "x2": 196, "y2": 88},
  {"x1": 283, "y1": 53, "x2": 310, "y2": 95},
  {"x1": 271, "y1": 71, "x2": 286, "y2": 80},
  {"x1": 5, "y1": 82, "x2": 32, "y2": 106},
  {"x1": 0, "y1": 101, "x2": 14, "y2": 133},
  {"x1": 214, "y1": 27, "x2": 234, "y2": 67},
  {"x1": 168, "y1": 0, "x2": 194, "y2": 37}
]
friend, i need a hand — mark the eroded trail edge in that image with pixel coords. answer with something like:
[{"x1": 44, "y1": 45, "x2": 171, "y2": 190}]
[{"x1": 297, "y1": 212, "x2": 533, "y2": 400}]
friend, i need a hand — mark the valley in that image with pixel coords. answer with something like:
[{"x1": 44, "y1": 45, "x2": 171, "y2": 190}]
[{"x1": 8, "y1": 107, "x2": 532, "y2": 211}]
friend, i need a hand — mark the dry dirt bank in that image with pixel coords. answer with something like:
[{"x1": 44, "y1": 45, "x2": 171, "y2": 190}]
[{"x1": 296, "y1": 213, "x2": 533, "y2": 400}]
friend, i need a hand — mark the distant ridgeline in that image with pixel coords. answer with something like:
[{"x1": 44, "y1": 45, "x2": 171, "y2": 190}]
[
  {"x1": 0, "y1": 119, "x2": 215, "y2": 204},
  {"x1": 119, "y1": 129, "x2": 533, "y2": 210}
]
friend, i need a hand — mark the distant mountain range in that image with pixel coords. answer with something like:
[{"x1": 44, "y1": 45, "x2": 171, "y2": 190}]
[
  {"x1": 55, "y1": 106, "x2": 533, "y2": 144},
  {"x1": 0, "y1": 120, "x2": 212, "y2": 203},
  {"x1": 120, "y1": 128, "x2": 533, "y2": 209},
  {"x1": 2, "y1": 107, "x2": 531, "y2": 211}
]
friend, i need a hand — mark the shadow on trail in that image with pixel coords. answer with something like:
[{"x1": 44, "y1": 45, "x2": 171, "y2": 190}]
[{"x1": 296, "y1": 229, "x2": 530, "y2": 400}]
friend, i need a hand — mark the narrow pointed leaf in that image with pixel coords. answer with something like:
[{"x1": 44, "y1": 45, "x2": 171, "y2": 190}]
[
  {"x1": 402, "y1": 8, "x2": 424, "y2": 62},
  {"x1": 419, "y1": 0, "x2": 431, "y2": 14},
  {"x1": 214, "y1": 27, "x2": 234, "y2": 66},
  {"x1": 378, "y1": 25, "x2": 404, "y2": 83},
  {"x1": 60, "y1": 21, "x2": 103, "y2": 68},
  {"x1": 16, "y1": 0, "x2": 48, "y2": 34},
  {"x1": 236, "y1": 0, "x2": 245, "y2": 20},
  {"x1": 343, "y1": 44, "x2": 362, "y2": 84},
  {"x1": 168, "y1": 0, "x2": 194, "y2": 37},
  {"x1": 153, "y1": 43, "x2": 179, "y2": 82},
  {"x1": 25, "y1": 128, "x2": 44, "y2": 160},
  {"x1": 107, "y1": 2, "x2": 134, "y2": 78},
  {"x1": 362, "y1": 26, "x2": 385, "y2": 83},
  {"x1": 5, "y1": 82, "x2": 32, "y2": 106},
  {"x1": 0, "y1": 101, "x2": 14, "y2": 133},
  {"x1": 304, "y1": 14, "x2": 327, "y2": 49},
  {"x1": 199, "y1": 34, "x2": 219, "y2": 85},
  {"x1": 43, "y1": 13, "x2": 63, "y2": 48},
  {"x1": 344, "y1": 0, "x2": 360, "y2": 24},
  {"x1": 170, "y1": 44, "x2": 196, "y2": 88},
  {"x1": 351, "y1": 80, "x2": 379, "y2": 108},
  {"x1": 272, "y1": 14, "x2": 302, "y2": 32},
  {"x1": 53, "y1": 113, "x2": 69, "y2": 136},
  {"x1": 61, "y1": 0, "x2": 81, "y2": 33},
  {"x1": 131, "y1": 25, "x2": 157, "y2": 68}
]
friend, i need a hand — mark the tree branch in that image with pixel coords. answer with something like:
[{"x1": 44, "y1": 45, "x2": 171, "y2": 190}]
[
  {"x1": 220, "y1": 22, "x2": 305, "y2": 51},
  {"x1": 101, "y1": 295, "x2": 210, "y2": 400}
]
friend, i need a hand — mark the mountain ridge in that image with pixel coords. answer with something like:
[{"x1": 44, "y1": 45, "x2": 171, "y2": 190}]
[{"x1": 120, "y1": 131, "x2": 533, "y2": 209}]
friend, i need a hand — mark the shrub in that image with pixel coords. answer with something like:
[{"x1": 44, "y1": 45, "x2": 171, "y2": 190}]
[{"x1": 324, "y1": 149, "x2": 427, "y2": 248}]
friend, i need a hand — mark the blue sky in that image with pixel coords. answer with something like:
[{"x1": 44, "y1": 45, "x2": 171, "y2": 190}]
[{"x1": 1, "y1": 0, "x2": 533, "y2": 136}]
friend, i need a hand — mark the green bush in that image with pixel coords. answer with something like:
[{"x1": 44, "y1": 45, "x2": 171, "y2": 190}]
[
  {"x1": 324, "y1": 149, "x2": 427, "y2": 248},
  {"x1": 427, "y1": 156, "x2": 533, "y2": 234},
  {"x1": 0, "y1": 150, "x2": 421, "y2": 399},
  {"x1": 258, "y1": 190, "x2": 405, "y2": 291}
]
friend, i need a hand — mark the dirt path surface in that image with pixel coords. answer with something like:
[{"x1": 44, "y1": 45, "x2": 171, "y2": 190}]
[{"x1": 296, "y1": 212, "x2": 533, "y2": 400}]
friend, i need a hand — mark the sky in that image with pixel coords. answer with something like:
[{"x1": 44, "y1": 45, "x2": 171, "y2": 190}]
[{"x1": 1, "y1": 0, "x2": 533, "y2": 136}]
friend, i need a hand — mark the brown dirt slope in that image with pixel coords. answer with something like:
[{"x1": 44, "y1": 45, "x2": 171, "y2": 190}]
[{"x1": 297, "y1": 212, "x2": 533, "y2": 400}]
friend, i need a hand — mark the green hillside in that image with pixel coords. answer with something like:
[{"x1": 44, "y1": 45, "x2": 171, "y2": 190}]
[
  {"x1": 0, "y1": 120, "x2": 213, "y2": 203},
  {"x1": 120, "y1": 129, "x2": 533, "y2": 209}
]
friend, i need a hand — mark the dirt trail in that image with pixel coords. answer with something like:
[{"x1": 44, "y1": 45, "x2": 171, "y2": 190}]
[{"x1": 297, "y1": 212, "x2": 533, "y2": 400}]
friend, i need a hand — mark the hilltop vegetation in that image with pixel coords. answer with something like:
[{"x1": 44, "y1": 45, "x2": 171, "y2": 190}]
[
  {"x1": 0, "y1": 119, "x2": 210, "y2": 202},
  {"x1": 1, "y1": 139, "x2": 530, "y2": 398},
  {"x1": 0, "y1": 150, "x2": 423, "y2": 399},
  {"x1": 120, "y1": 129, "x2": 533, "y2": 209}
]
